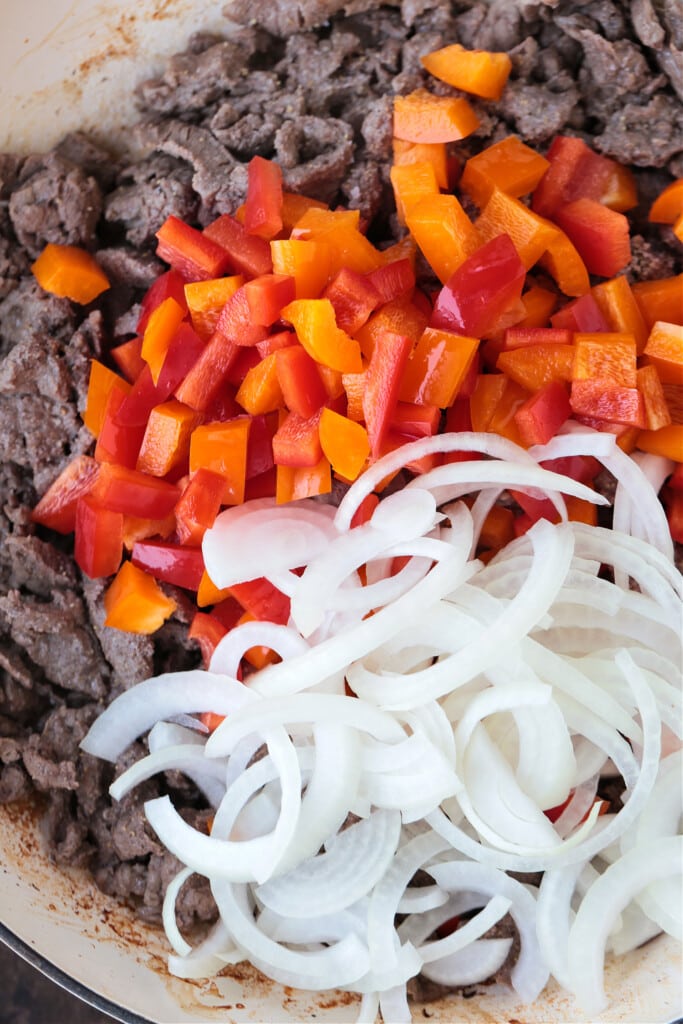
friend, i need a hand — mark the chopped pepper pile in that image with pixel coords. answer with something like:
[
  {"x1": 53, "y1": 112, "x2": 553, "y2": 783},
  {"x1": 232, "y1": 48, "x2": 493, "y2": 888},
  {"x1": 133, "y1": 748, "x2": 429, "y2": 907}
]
[{"x1": 30, "y1": 42, "x2": 682, "y2": 659}]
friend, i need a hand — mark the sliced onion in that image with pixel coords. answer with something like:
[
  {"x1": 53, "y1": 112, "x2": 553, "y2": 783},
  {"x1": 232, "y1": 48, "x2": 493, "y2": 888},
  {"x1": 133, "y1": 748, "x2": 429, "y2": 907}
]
[{"x1": 420, "y1": 937, "x2": 513, "y2": 987}]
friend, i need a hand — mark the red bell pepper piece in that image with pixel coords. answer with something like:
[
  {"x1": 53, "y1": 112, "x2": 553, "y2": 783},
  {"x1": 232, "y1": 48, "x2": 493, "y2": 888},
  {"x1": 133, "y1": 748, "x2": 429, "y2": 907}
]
[
  {"x1": 363, "y1": 330, "x2": 413, "y2": 457},
  {"x1": 31, "y1": 455, "x2": 100, "y2": 534},
  {"x1": 131, "y1": 540, "x2": 205, "y2": 591},
  {"x1": 226, "y1": 346, "x2": 263, "y2": 387},
  {"x1": 174, "y1": 332, "x2": 240, "y2": 413},
  {"x1": 74, "y1": 495, "x2": 124, "y2": 578},
  {"x1": 272, "y1": 410, "x2": 323, "y2": 467},
  {"x1": 244, "y1": 156, "x2": 284, "y2": 240},
  {"x1": 188, "y1": 611, "x2": 228, "y2": 668},
  {"x1": 246, "y1": 413, "x2": 277, "y2": 479},
  {"x1": 116, "y1": 324, "x2": 206, "y2": 427},
  {"x1": 553, "y1": 199, "x2": 631, "y2": 278},
  {"x1": 228, "y1": 577, "x2": 291, "y2": 625},
  {"x1": 156, "y1": 216, "x2": 231, "y2": 282},
  {"x1": 91, "y1": 463, "x2": 181, "y2": 519},
  {"x1": 663, "y1": 488, "x2": 683, "y2": 544},
  {"x1": 174, "y1": 468, "x2": 226, "y2": 546},
  {"x1": 390, "y1": 402, "x2": 441, "y2": 437},
  {"x1": 243, "y1": 274, "x2": 296, "y2": 327},
  {"x1": 215, "y1": 286, "x2": 270, "y2": 346},
  {"x1": 137, "y1": 270, "x2": 188, "y2": 334},
  {"x1": 95, "y1": 385, "x2": 147, "y2": 468},
  {"x1": 244, "y1": 466, "x2": 277, "y2": 501},
  {"x1": 510, "y1": 490, "x2": 560, "y2": 526},
  {"x1": 322, "y1": 268, "x2": 380, "y2": 335},
  {"x1": 539, "y1": 455, "x2": 601, "y2": 486},
  {"x1": 550, "y1": 293, "x2": 610, "y2": 333},
  {"x1": 570, "y1": 380, "x2": 646, "y2": 427},
  {"x1": 514, "y1": 380, "x2": 572, "y2": 447},
  {"x1": 275, "y1": 344, "x2": 328, "y2": 419},
  {"x1": 532, "y1": 136, "x2": 636, "y2": 218},
  {"x1": 430, "y1": 234, "x2": 526, "y2": 338},
  {"x1": 203, "y1": 213, "x2": 273, "y2": 278},
  {"x1": 256, "y1": 330, "x2": 298, "y2": 358},
  {"x1": 367, "y1": 258, "x2": 416, "y2": 305}
]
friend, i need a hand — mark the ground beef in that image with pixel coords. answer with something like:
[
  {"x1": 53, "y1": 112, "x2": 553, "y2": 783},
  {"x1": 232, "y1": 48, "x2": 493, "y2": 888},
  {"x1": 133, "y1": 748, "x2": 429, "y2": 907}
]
[{"x1": 0, "y1": 0, "x2": 680, "y2": 952}]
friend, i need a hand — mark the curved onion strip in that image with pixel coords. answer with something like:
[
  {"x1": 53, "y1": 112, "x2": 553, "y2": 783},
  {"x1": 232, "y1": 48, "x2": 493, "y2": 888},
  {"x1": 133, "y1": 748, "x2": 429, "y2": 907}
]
[
  {"x1": 80, "y1": 671, "x2": 254, "y2": 762},
  {"x1": 420, "y1": 936, "x2": 513, "y2": 987},
  {"x1": 428, "y1": 860, "x2": 548, "y2": 1003},
  {"x1": 536, "y1": 859, "x2": 597, "y2": 990},
  {"x1": 418, "y1": 893, "x2": 511, "y2": 965},
  {"x1": 211, "y1": 878, "x2": 370, "y2": 990},
  {"x1": 210, "y1": 623, "x2": 309, "y2": 677},
  {"x1": 167, "y1": 920, "x2": 237, "y2": 981},
  {"x1": 256, "y1": 810, "x2": 401, "y2": 918},
  {"x1": 109, "y1": 743, "x2": 225, "y2": 804},
  {"x1": 567, "y1": 836, "x2": 682, "y2": 1013},
  {"x1": 162, "y1": 867, "x2": 195, "y2": 957}
]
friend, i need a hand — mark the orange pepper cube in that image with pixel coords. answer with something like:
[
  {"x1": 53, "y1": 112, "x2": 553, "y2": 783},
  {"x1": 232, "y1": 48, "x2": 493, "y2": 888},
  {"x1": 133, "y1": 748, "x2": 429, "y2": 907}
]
[
  {"x1": 189, "y1": 418, "x2": 251, "y2": 505},
  {"x1": 31, "y1": 243, "x2": 110, "y2": 304},
  {"x1": 460, "y1": 137, "x2": 550, "y2": 208},
  {"x1": 643, "y1": 321, "x2": 683, "y2": 386},
  {"x1": 319, "y1": 408, "x2": 370, "y2": 481},
  {"x1": 393, "y1": 89, "x2": 480, "y2": 144},
  {"x1": 392, "y1": 139, "x2": 448, "y2": 190},
  {"x1": 572, "y1": 333, "x2": 638, "y2": 387},
  {"x1": 390, "y1": 161, "x2": 440, "y2": 226},
  {"x1": 184, "y1": 275, "x2": 243, "y2": 341},
  {"x1": 282, "y1": 298, "x2": 363, "y2": 373},
  {"x1": 137, "y1": 400, "x2": 199, "y2": 477},
  {"x1": 271, "y1": 238, "x2": 334, "y2": 299},
  {"x1": 406, "y1": 193, "x2": 480, "y2": 284},
  {"x1": 104, "y1": 561, "x2": 177, "y2": 634},
  {"x1": 83, "y1": 361, "x2": 131, "y2": 438},
  {"x1": 476, "y1": 189, "x2": 559, "y2": 270},
  {"x1": 141, "y1": 296, "x2": 186, "y2": 384},
  {"x1": 497, "y1": 344, "x2": 575, "y2": 392},
  {"x1": 421, "y1": 43, "x2": 512, "y2": 101},
  {"x1": 399, "y1": 327, "x2": 479, "y2": 408},
  {"x1": 236, "y1": 353, "x2": 284, "y2": 415}
]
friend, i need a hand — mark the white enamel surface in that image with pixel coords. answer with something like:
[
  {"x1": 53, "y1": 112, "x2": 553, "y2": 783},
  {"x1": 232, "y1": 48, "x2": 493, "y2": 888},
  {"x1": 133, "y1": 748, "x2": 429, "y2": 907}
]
[{"x1": 0, "y1": 2, "x2": 680, "y2": 1021}]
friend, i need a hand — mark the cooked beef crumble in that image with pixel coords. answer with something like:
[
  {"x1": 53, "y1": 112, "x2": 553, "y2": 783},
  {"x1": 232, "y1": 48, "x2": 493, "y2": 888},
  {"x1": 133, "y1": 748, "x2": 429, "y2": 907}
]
[{"x1": 0, "y1": 0, "x2": 681, "y2": 968}]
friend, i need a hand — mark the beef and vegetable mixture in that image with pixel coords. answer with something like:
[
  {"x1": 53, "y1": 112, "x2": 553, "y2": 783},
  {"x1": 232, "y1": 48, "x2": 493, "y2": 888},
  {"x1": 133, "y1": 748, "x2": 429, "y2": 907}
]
[{"x1": 0, "y1": 0, "x2": 681, "y2": 957}]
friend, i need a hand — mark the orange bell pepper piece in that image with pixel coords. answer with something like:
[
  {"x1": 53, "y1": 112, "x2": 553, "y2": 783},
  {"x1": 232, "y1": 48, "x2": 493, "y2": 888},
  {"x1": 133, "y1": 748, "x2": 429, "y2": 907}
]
[
  {"x1": 31, "y1": 243, "x2": 110, "y2": 304},
  {"x1": 141, "y1": 296, "x2": 186, "y2": 384},
  {"x1": 236, "y1": 353, "x2": 284, "y2": 415},
  {"x1": 276, "y1": 456, "x2": 331, "y2": 504},
  {"x1": 572, "y1": 333, "x2": 638, "y2": 387},
  {"x1": 497, "y1": 344, "x2": 575, "y2": 392},
  {"x1": 405, "y1": 193, "x2": 481, "y2": 283},
  {"x1": 196, "y1": 569, "x2": 232, "y2": 608},
  {"x1": 539, "y1": 228, "x2": 591, "y2": 297},
  {"x1": 271, "y1": 238, "x2": 334, "y2": 299},
  {"x1": 469, "y1": 373, "x2": 508, "y2": 432},
  {"x1": 83, "y1": 361, "x2": 132, "y2": 438},
  {"x1": 280, "y1": 192, "x2": 328, "y2": 232},
  {"x1": 637, "y1": 364, "x2": 673, "y2": 432},
  {"x1": 662, "y1": 383, "x2": 683, "y2": 424},
  {"x1": 393, "y1": 89, "x2": 479, "y2": 144},
  {"x1": 515, "y1": 283, "x2": 558, "y2": 329},
  {"x1": 111, "y1": 337, "x2": 146, "y2": 383},
  {"x1": 632, "y1": 275, "x2": 683, "y2": 329},
  {"x1": 636, "y1": 423, "x2": 683, "y2": 460},
  {"x1": 460, "y1": 136, "x2": 550, "y2": 209},
  {"x1": 282, "y1": 298, "x2": 363, "y2": 373},
  {"x1": 399, "y1": 326, "x2": 479, "y2": 407},
  {"x1": 175, "y1": 468, "x2": 226, "y2": 547},
  {"x1": 420, "y1": 43, "x2": 512, "y2": 100},
  {"x1": 390, "y1": 161, "x2": 440, "y2": 226},
  {"x1": 319, "y1": 407, "x2": 370, "y2": 481},
  {"x1": 121, "y1": 512, "x2": 176, "y2": 551},
  {"x1": 342, "y1": 370, "x2": 368, "y2": 422},
  {"x1": 643, "y1": 321, "x2": 683, "y2": 385},
  {"x1": 570, "y1": 380, "x2": 646, "y2": 428},
  {"x1": 648, "y1": 178, "x2": 683, "y2": 224},
  {"x1": 184, "y1": 276, "x2": 243, "y2": 341},
  {"x1": 392, "y1": 139, "x2": 448, "y2": 189},
  {"x1": 355, "y1": 297, "x2": 427, "y2": 361},
  {"x1": 591, "y1": 276, "x2": 648, "y2": 353},
  {"x1": 104, "y1": 560, "x2": 177, "y2": 634},
  {"x1": 293, "y1": 207, "x2": 383, "y2": 275},
  {"x1": 136, "y1": 400, "x2": 199, "y2": 477},
  {"x1": 475, "y1": 189, "x2": 559, "y2": 270},
  {"x1": 189, "y1": 418, "x2": 251, "y2": 505},
  {"x1": 478, "y1": 502, "x2": 515, "y2": 552}
]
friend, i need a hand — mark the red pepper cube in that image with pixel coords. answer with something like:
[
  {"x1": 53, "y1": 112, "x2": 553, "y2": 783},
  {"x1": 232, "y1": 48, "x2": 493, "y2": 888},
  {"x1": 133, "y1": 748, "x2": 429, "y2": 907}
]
[
  {"x1": 95, "y1": 384, "x2": 147, "y2": 469},
  {"x1": 156, "y1": 215, "x2": 231, "y2": 282},
  {"x1": 256, "y1": 330, "x2": 298, "y2": 358},
  {"x1": 32, "y1": 455, "x2": 99, "y2": 534},
  {"x1": 431, "y1": 233, "x2": 526, "y2": 339},
  {"x1": 570, "y1": 380, "x2": 646, "y2": 428},
  {"x1": 322, "y1": 267, "x2": 380, "y2": 335},
  {"x1": 118, "y1": 324, "x2": 205, "y2": 428},
  {"x1": 363, "y1": 330, "x2": 413, "y2": 457},
  {"x1": 246, "y1": 412, "x2": 277, "y2": 479},
  {"x1": 189, "y1": 418, "x2": 251, "y2": 505},
  {"x1": 175, "y1": 468, "x2": 226, "y2": 546},
  {"x1": 272, "y1": 409, "x2": 323, "y2": 467},
  {"x1": 74, "y1": 495, "x2": 124, "y2": 578},
  {"x1": 91, "y1": 463, "x2": 181, "y2": 519},
  {"x1": 539, "y1": 455, "x2": 601, "y2": 486},
  {"x1": 390, "y1": 402, "x2": 441, "y2": 437},
  {"x1": 532, "y1": 135, "x2": 632, "y2": 217},
  {"x1": 399, "y1": 326, "x2": 478, "y2": 408},
  {"x1": 137, "y1": 269, "x2": 188, "y2": 335},
  {"x1": 131, "y1": 540, "x2": 205, "y2": 591},
  {"x1": 204, "y1": 213, "x2": 273, "y2": 278},
  {"x1": 553, "y1": 199, "x2": 631, "y2": 279},
  {"x1": 275, "y1": 344, "x2": 328, "y2": 419},
  {"x1": 215, "y1": 286, "x2": 270, "y2": 346},
  {"x1": 188, "y1": 611, "x2": 229, "y2": 668},
  {"x1": 244, "y1": 274, "x2": 296, "y2": 327},
  {"x1": 228, "y1": 577, "x2": 291, "y2": 625},
  {"x1": 174, "y1": 331, "x2": 239, "y2": 413},
  {"x1": 663, "y1": 489, "x2": 683, "y2": 544},
  {"x1": 366, "y1": 258, "x2": 416, "y2": 306},
  {"x1": 244, "y1": 156, "x2": 284, "y2": 240},
  {"x1": 550, "y1": 293, "x2": 610, "y2": 333},
  {"x1": 514, "y1": 380, "x2": 572, "y2": 447}
]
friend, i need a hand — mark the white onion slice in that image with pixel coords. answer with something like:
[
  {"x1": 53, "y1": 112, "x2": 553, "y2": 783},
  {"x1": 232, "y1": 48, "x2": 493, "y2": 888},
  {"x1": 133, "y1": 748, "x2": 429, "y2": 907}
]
[{"x1": 420, "y1": 937, "x2": 513, "y2": 987}]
